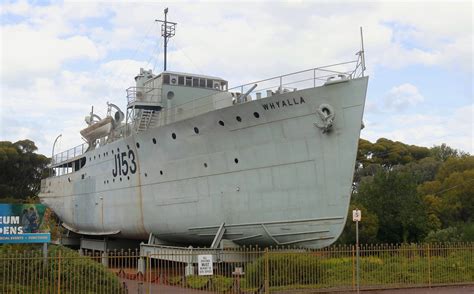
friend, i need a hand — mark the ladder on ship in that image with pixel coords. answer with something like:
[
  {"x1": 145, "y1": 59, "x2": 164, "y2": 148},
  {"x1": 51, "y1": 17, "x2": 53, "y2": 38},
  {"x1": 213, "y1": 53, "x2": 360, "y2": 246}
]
[{"x1": 135, "y1": 109, "x2": 159, "y2": 132}]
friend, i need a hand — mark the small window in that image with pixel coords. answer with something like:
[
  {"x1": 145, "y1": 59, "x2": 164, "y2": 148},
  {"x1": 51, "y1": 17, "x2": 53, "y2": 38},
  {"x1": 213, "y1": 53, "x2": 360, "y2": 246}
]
[
  {"x1": 160, "y1": 170, "x2": 163, "y2": 175},
  {"x1": 152, "y1": 138, "x2": 157, "y2": 144},
  {"x1": 218, "y1": 120, "x2": 225, "y2": 126},
  {"x1": 194, "y1": 127, "x2": 199, "y2": 134},
  {"x1": 199, "y1": 78, "x2": 206, "y2": 88},
  {"x1": 163, "y1": 74, "x2": 170, "y2": 84},
  {"x1": 234, "y1": 158, "x2": 239, "y2": 164},
  {"x1": 254, "y1": 112, "x2": 260, "y2": 118},
  {"x1": 178, "y1": 76, "x2": 185, "y2": 85},
  {"x1": 185, "y1": 77, "x2": 192, "y2": 86},
  {"x1": 207, "y1": 79, "x2": 213, "y2": 88},
  {"x1": 172, "y1": 133, "x2": 177, "y2": 139},
  {"x1": 236, "y1": 116, "x2": 242, "y2": 122},
  {"x1": 136, "y1": 142, "x2": 140, "y2": 148},
  {"x1": 193, "y1": 78, "x2": 199, "y2": 87}
]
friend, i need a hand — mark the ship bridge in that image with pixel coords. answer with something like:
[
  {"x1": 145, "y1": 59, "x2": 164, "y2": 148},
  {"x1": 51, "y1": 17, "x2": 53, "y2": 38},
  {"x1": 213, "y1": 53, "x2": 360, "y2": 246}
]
[{"x1": 126, "y1": 69, "x2": 231, "y2": 133}]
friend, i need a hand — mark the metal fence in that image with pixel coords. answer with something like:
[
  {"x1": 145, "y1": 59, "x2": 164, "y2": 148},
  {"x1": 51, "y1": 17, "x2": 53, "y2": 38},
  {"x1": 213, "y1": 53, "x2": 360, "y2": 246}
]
[{"x1": 1, "y1": 243, "x2": 473, "y2": 293}]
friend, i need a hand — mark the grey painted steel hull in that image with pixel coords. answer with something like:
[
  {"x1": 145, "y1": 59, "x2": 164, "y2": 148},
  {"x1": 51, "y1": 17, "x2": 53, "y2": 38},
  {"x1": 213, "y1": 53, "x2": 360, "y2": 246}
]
[{"x1": 40, "y1": 77, "x2": 368, "y2": 249}]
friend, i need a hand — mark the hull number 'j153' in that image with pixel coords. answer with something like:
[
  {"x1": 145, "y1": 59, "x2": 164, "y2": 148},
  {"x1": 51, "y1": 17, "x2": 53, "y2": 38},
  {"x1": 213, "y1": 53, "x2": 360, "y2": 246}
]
[{"x1": 112, "y1": 150, "x2": 137, "y2": 177}]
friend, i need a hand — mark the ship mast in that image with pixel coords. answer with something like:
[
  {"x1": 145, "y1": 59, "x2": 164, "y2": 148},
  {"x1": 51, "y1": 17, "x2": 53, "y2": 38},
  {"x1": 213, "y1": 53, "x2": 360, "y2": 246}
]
[{"x1": 155, "y1": 8, "x2": 177, "y2": 71}]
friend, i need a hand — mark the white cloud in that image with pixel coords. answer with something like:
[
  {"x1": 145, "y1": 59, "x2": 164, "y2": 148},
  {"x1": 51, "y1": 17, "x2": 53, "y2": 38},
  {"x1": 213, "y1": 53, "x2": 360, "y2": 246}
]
[
  {"x1": 363, "y1": 104, "x2": 474, "y2": 154},
  {"x1": 1, "y1": 24, "x2": 100, "y2": 82},
  {"x1": 383, "y1": 83, "x2": 424, "y2": 111},
  {"x1": 1, "y1": 1, "x2": 472, "y2": 156}
]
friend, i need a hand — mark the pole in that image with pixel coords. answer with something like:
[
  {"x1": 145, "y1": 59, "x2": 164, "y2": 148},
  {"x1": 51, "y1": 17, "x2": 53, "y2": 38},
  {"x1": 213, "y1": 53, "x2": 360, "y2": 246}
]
[
  {"x1": 360, "y1": 27, "x2": 366, "y2": 77},
  {"x1": 51, "y1": 134, "x2": 62, "y2": 176},
  {"x1": 43, "y1": 242, "x2": 48, "y2": 269},
  {"x1": 164, "y1": 8, "x2": 168, "y2": 71},
  {"x1": 356, "y1": 219, "x2": 360, "y2": 294}
]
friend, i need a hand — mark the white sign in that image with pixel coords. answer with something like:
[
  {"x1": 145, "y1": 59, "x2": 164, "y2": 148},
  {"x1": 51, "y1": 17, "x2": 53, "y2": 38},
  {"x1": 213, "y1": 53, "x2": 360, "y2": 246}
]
[
  {"x1": 198, "y1": 255, "x2": 213, "y2": 276},
  {"x1": 352, "y1": 209, "x2": 361, "y2": 222}
]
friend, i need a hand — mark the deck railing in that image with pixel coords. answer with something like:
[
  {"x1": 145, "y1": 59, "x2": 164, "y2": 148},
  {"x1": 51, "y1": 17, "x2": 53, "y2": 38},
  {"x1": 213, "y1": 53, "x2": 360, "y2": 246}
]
[
  {"x1": 1, "y1": 243, "x2": 472, "y2": 293},
  {"x1": 51, "y1": 143, "x2": 88, "y2": 166}
]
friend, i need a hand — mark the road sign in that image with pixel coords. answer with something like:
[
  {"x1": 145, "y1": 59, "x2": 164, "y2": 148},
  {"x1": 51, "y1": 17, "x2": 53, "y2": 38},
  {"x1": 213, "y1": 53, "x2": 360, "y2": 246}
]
[
  {"x1": 198, "y1": 255, "x2": 213, "y2": 276},
  {"x1": 352, "y1": 209, "x2": 361, "y2": 222}
]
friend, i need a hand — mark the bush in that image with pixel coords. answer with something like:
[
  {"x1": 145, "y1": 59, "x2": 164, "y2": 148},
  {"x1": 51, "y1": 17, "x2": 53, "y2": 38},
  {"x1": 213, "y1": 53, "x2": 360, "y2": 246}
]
[
  {"x1": 245, "y1": 252, "x2": 320, "y2": 287},
  {"x1": 186, "y1": 275, "x2": 210, "y2": 289},
  {"x1": 0, "y1": 245, "x2": 124, "y2": 293}
]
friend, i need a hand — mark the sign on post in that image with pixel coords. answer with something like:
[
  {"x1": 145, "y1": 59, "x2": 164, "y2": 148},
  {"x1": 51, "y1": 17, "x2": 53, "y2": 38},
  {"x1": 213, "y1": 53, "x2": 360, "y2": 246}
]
[
  {"x1": 0, "y1": 204, "x2": 51, "y2": 244},
  {"x1": 352, "y1": 209, "x2": 361, "y2": 222},
  {"x1": 198, "y1": 254, "x2": 213, "y2": 276}
]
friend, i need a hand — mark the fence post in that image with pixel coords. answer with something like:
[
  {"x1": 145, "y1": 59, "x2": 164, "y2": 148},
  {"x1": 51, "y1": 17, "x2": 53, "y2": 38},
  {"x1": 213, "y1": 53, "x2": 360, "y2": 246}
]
[
  {"x1": 352, "y1": 245, "x2": 356, "y2": 290},
  {"x1": 146, "y1": 253, "x2": 150, "y2": 294},
  {"x1": 57, "y1": 250, "x2": 61, "y2": 294},
  {"x1": 427, "y1": 243, "x2": 431, "y2": 288},
  {"x1": 264, "y1": 248, "x2": 270, "y2": 294}
]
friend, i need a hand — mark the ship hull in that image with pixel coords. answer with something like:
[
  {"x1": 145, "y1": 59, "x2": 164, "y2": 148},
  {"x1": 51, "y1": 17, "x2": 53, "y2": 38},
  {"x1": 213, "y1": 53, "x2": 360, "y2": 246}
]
[{"x1": 40, "y1": 77, "x2": 368, "y2": 248}]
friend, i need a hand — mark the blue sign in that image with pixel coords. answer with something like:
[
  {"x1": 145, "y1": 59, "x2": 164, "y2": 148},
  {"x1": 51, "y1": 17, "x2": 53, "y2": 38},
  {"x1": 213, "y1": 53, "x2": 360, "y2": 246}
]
[{"x1": 0, "y1": 204, "x2": 51, "y2": 243}]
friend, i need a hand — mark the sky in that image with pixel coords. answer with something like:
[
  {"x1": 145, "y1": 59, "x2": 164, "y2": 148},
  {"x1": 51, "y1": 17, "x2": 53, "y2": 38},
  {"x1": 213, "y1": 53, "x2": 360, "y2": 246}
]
[{"x1": 0, "y1": 0, "x2": 472, "y2": 156}]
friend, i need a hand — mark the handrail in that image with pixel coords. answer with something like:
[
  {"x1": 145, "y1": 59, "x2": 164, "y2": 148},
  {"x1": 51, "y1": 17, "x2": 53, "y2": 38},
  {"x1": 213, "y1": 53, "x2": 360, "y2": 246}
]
[{"x1": 52, "y1": 143, "x2": 88, "y2": 166}]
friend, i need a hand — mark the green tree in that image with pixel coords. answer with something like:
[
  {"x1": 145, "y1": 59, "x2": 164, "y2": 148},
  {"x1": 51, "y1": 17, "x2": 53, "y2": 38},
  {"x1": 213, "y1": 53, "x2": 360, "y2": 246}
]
[
  {"x1": 0, "y1": 140, "x2": 50, "y2": 200},
  {"x1": 356, "y1": 170, "x2": 429, "y2": 243},
  {"x1": 337, "y1": 203, "x2": 379, "y2": 244},
  {"x1": 430, "y1": 143, "x2": 468, "y2": 161}
]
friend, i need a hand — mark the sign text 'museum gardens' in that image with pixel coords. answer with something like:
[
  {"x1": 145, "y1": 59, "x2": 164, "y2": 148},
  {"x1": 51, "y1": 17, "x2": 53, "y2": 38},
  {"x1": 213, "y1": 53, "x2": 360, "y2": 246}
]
[{"x1": 0, "y1": 204, "x2": 51, "y2": 243}]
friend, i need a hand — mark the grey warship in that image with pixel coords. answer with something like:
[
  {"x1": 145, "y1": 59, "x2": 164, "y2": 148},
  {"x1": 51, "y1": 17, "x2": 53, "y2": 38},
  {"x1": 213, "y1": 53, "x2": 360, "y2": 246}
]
[{"x1": 39, "y1": 12, "x2": 368, "y2": 249}]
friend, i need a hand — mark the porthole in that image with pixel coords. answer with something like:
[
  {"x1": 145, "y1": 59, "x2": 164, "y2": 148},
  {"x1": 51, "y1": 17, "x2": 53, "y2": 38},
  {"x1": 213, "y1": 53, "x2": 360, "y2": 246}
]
[
  {"x1": 160, "y1": 170, "x2": 163, "y2": 175},
  {"x1": 120, "y1": 177, "x2": 122, "y2": 182},
  {"x1": 113, "y1": 179, "x2": 115, "y2": 182},
  {"x1": 254, "y1": 112, "x2": 260, "y2": 118},
  {"x1": 172, "y1": 133, "x2": 176, "y2": 139},
  {"x1": 89, "y1": 157, "x2": 91, "y2": 161},
  {"x1": 107, "y1": 180, "x2": 109, "y2": 184},
  {"x1": 111, "y1": 150, "x2": 114, "y2": 154},
  {"x1": 144, "y1": 173, "x2": 148, "y2": 177},
  {"x1": 103, "y1": 180, "x2": 106, "y2": 184},
  {"x1": 136, "y1": 142, "x2": 140, "y2": 148},
  {"x1": 167, "y1": 91, "x2": 175, "y2": 99},
  {"x1": 152, "y1": 138, "x2": 157, "y2": 144},
  {"x1": 68, "y1": 178, "x2": 71, "y2": 182},
  {"x1": 94, "y1": 155, "x2": 96, "y2": 159},
  {"x1": 98, "y1": 154, "x2": 100, "y2": 158},
  {"x1": 194, "y1": 127, "x2": 199, "y2": 134},
  {"x1": 218, "y1": 120, "x2": 225, "y2": 126},
  {"x1": 117, "y1": 148, "x2": 119, "y2": 152},
  {"x1": 236, "y1": 116, "x2": 242, "y2": 122},
  {"x1": 127, "y1": 176, "x2": 130, "y2": 180},
  {"x1": 204, "y1": 163, "x2": 208, "y2": 168},
  {"x1": 234, "y1": 158, "x2": 239, "y2": 164}
]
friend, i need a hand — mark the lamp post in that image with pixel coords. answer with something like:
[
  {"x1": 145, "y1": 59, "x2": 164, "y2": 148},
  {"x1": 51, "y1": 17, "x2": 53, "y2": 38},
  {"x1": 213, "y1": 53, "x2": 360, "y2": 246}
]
[{"x1": 51, "y1": 134, "x2": 62, "y2": 176}]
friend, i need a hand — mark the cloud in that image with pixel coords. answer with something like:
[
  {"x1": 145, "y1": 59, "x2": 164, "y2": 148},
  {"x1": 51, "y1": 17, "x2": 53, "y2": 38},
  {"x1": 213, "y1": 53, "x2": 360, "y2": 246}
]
[
  {"x1": 1, "y1": 1, "x2": 472, "y2": 156},
  {"x1": 1, "y1": 24, "x2": 100, "y2": 82},
  {"x1": 363, "y1": 104, "x2": 473, "y2": 154},
  {"x1": 383, "y1": 83, "x2": 424, "y2": 111}
]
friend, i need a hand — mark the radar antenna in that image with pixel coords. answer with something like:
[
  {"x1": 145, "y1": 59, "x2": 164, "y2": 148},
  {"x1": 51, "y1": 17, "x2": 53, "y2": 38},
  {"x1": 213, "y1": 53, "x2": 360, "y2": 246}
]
[{"x1": 155, "y1": 8, "x2": 177, "y2": 71}]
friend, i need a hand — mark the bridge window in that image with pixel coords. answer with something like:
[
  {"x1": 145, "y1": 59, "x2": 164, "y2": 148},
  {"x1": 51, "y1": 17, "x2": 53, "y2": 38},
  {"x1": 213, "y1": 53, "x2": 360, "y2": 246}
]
[
  {"x1": 178, "y1": 76, "x2": 185, "y2": 85},
  {"x1": 206, "y1": 79, "x2": 213, "y2": 88},
  {"x1": 186, "y1": 76, "x2": 192, "y2": 86},
  {"x1": 163, "y1": 74, "x2": 170, "y2": 84},
  {"x1": 199, "y1": 78, "x2": 206, "y2": 88},
  {"x1": 193, "y1": 77, "x2": 199, "y2": 87}
]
